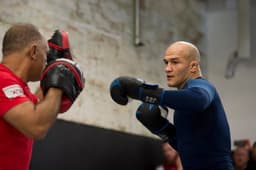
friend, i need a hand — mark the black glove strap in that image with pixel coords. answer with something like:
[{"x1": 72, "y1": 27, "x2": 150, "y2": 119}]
[{"x1": 139, "y1": 85, "x2": 164, "y2": 105}]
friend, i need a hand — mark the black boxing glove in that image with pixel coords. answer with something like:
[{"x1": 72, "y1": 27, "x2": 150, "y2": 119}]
[
  {"x1": 40, "y1": 58, "x2": 85, "y2": 113},
  {"x1": 136, "y1": 103, "x2": 176, "y2": 142},
  {"x1": 109, "y1": 76, "x2": 164, "y2": 105},
  {"x1": 47, "y1": 30, "x2": 73, "y2": 63}
]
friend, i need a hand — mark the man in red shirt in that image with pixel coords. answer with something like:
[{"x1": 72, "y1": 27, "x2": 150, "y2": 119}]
[{"x1": 0, "y1": 23, "x2": 84, "y2": 170}]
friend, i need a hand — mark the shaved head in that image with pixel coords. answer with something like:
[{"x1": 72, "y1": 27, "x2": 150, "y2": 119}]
[
  {"x1": 165, "y1": 41, "x2": 200, "y2": 62},
  {"x1": 164, "y1": 41, "x2": 202, "y2": 88}
]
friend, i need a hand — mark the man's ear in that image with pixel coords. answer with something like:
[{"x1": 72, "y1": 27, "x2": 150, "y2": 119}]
[
  {"x1": 190, "y1": 60, "x2": 199, "y2": 73},
  {"x1": 27, "y1": 44, "x2": 37, "y2": 60}
]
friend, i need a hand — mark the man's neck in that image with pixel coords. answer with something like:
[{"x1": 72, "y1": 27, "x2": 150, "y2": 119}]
[{"x1": 1, "y1": 54, "x2": 29, "y2": 82}]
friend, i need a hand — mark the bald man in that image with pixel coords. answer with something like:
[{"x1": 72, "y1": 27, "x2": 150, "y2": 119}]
[
  {"x1": 164, "y1": 41, "x2": 201, "y2": 88},
  {"x1": 110, "y1": 41, "x2": 234, "y2": 170}
]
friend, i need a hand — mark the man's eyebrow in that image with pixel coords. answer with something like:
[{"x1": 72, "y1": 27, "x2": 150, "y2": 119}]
[{"x1": 163, "y1": 57, "x2": 179, "y2": 62}]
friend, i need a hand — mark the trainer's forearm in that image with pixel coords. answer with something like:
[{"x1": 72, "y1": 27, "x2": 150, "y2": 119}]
[
  {"x1": 34, "y1": 87, "x2": 43, "y2": 101},
  {"x1": 31, "y1": 88, "x2": 62, "y2": 139}
]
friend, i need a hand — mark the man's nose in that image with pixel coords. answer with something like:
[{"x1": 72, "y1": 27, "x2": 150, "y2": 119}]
[{"x1": 165, "y1": 63, "x2": 172, "y2": 72}]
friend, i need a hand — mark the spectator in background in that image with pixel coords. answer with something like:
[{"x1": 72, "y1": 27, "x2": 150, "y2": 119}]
[
  {"x1": 232, "y1": 146, "x2": 250, "y2": 170},
  {"x1": 156, "y1": 142, "x2": 183, "y2": 170},
  {"x1": 247, "y1": 142, "x2": 256, "y2": 169},
  {"x1": 251, "y1": 142, "x2": 256, "y2": 162},
  {"x1": 232, "y1": 139, "x2": 256, "y2": 170}
]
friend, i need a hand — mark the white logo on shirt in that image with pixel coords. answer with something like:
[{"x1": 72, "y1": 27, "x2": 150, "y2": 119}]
[{"x1": 2, "y1": 84, "x2": 25, "y2": 98}]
